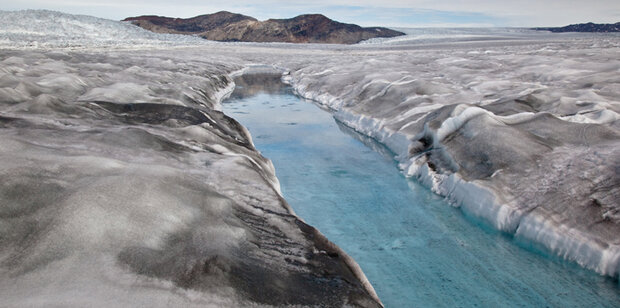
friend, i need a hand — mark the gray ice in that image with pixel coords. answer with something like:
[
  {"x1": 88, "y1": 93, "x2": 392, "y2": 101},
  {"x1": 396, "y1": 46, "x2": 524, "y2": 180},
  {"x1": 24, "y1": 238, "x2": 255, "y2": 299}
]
[
  {"x1": 1, "y1": 8, "x2": 619, "y2": 307},
  {"x1": 0, "y1": 10, "x2": 381, "y2": 307}
]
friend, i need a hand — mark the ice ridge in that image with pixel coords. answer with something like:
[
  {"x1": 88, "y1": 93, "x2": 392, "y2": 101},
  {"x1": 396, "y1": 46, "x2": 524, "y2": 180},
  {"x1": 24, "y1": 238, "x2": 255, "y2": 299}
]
[{"x1": 283, "y1": 38, "x2": 620, "y2": 278}]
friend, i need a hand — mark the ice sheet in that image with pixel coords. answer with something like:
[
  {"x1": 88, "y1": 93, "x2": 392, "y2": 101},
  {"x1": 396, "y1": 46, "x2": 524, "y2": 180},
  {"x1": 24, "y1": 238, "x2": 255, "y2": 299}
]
[
  {"x1": 0, "y1": 11, "x2": 382, "y2": 305},
  {"x1": 281, "y1": 31, "x2": 620, "y2": 278},
  {"x1": 1, "y1": 9, "x2": 619, "y2": 307}
]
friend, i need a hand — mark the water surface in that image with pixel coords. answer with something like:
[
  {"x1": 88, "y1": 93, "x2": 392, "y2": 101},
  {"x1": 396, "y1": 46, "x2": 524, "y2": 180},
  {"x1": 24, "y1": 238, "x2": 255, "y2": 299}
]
[{"x1": 223, "y1": 73, "x2": 619, "y2": 307}]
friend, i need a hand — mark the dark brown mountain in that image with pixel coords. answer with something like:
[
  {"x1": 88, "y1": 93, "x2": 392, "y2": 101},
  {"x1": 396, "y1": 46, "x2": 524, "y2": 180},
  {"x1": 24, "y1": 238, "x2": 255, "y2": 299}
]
[
  {"x1": 534, "y1": 22, "x2": 620, "y2": 33},
  {"x1": 123, "y1": 11, "x2": 405, "y2": 44}
]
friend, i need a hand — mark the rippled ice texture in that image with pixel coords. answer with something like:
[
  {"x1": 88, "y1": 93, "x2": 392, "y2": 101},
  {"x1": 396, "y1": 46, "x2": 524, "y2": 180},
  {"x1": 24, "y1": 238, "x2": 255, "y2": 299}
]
[
  {"x1": 0, "y1": 11, "x2": 381, "y2": 306},
  {"x1": 273, "y1": 34, "x2": 620, "y2": 278},
  {"x1": 0, "y1": 9, "x2": 619, "y2": 307},
  {"x1": 187, "y1": 30, "x2": 620, "y2": 277},
  {"x1": 0, "y1": 10, "x2": 211, "y2": 49},
  {"x1": 223, "y1": 74, "x2": 620, "y2": 307}
]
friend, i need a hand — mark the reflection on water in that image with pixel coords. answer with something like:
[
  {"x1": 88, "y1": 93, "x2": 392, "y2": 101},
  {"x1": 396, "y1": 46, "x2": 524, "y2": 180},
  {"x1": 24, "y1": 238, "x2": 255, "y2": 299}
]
[
  {"x1": 229, "y1": 71, "x2": 291, "y2": 99},
  {"x1": 335, "y1": 120, "x2": 397, "y2": 162},
  {"x1": 222, "y1": 73, "x2": 620, "y2": 307}
]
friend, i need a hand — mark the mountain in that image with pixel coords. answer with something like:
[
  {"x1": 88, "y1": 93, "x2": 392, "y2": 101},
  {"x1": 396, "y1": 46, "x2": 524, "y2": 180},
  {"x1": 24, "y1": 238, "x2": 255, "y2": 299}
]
[
  {"x1": 534, "y1": 22, "x2": 620, "y2": 33},
  {"x1": 123, "y1": 11, "x2": 405, "y2": 44}
]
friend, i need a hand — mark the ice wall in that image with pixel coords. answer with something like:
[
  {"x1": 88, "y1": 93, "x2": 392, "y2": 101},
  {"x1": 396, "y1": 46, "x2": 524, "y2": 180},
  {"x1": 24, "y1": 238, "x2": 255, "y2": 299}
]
[
  {"x1": 0, "y1": 11, "x2": 382, "y2": 307},
  {"x1": 2, "y1": 10, "x2": 618, "y2": 306},
  {"x1": 0, "y1": 10, "x2": 209, "y2": 49},
  {"x1": 281, "y1": 35, "x2": 620, "y2": 278}
]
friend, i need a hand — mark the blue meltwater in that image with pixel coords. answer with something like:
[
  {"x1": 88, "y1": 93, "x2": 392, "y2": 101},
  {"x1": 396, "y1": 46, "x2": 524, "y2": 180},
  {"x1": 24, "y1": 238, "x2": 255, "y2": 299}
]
[{"x1": 223, "y1": 73, "x2": 619, "y2": 307}]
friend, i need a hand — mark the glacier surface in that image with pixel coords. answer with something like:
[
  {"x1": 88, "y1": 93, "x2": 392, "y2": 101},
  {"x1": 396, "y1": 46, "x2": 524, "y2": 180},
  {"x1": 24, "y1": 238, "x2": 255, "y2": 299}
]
[
  {"x1": 1, "y1": 9, "x2": 619, "y2": 307},
  {"x1": 278, "y1": 33, "x2": 620, "y2": 278},
  {"x1": 0, "y1": 10, "x2": 381, "y2": 307}
]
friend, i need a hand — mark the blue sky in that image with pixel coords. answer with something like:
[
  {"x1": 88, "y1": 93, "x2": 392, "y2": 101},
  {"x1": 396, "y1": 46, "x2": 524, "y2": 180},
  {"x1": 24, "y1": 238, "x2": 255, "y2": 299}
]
[{"x1": 1, "y1": 0, "x2": 619, "y2": 27}]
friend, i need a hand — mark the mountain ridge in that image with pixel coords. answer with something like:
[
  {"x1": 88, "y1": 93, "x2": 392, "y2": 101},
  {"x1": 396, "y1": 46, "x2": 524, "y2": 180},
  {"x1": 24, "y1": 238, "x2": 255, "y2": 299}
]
[
  {"x1": 123, "y1": 11, "x2": 405, "y2": 44},
  {"x1": 534, "y1": 22, "x2": 620, "y2": 32}
]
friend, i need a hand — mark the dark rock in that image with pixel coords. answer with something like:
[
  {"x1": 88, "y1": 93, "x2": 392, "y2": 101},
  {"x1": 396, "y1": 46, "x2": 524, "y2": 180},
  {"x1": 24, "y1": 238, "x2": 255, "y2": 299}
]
[
  {"x1": 534, "y1": 22, "x2": 620, "y2": 33},
  {"x1": 123, "y1": 11, "x2": 405, "y2": 44}
]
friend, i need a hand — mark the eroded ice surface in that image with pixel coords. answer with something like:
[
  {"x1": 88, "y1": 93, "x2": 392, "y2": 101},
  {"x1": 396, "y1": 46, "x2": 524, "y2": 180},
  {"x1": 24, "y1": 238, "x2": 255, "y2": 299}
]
[
  {"x1": 0, "y1": 10, "x2": 210, "y2": 49},
  {"x1": 274, "y1": 34, "x2": 620, "y2": 278},
  {"x1": 1, "y1": 9, "x2": 619, "y2": 307},
  {"x1": 0, "y1": 25, "x2": 380, "y2": 307},
  {"x1": 223, "y1": 73, "x2": 620, "y2": 307}
]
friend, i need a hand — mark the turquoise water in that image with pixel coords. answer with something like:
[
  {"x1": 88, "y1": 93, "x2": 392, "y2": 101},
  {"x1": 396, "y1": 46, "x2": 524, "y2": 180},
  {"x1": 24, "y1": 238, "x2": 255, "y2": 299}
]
[{"x1": 223, "y1": 74, "x2": 619, "y2": 307}]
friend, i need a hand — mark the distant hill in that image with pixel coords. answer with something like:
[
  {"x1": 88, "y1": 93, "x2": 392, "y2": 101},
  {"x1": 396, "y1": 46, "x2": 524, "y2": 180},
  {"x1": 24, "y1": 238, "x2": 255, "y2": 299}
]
[
  {"x1": 534, "y1": 22, "x2": 620, "y2": 33},
  {"x1": 123, "y1": 11, "x2": 405, "y2": 44}
]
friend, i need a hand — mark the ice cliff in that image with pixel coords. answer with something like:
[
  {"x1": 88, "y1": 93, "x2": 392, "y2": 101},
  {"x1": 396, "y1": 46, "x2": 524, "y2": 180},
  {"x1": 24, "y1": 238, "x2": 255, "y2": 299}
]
[
  {"x1": 280, "y1": 34, "x2": 620, "y2": 278},
  {"x1": 1, "y1": 9, "x2": 619, "y2": 307},
  {"x1": 0, "y1": 10, "x2": 381, "y2": 307}
]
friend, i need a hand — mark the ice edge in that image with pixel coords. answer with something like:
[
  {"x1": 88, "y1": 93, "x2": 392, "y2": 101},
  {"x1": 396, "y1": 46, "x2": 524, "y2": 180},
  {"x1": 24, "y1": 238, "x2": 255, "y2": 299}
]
[
  {"x1": 284, "y1": 73, "x2": 620, "y2": 279},
  {"x1": 219, "y1": 67, "x2": 384, "y2": 306}
]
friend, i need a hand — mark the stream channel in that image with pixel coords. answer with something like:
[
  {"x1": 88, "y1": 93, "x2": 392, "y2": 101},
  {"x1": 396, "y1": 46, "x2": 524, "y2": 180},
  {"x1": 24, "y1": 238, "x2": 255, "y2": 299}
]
[{"x1": 222, "y1": 72, "x2": 619, "y2": 307}]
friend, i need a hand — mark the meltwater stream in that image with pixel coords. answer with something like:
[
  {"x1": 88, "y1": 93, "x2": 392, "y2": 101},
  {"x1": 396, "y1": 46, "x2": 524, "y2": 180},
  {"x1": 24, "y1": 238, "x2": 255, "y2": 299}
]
[{"x1": 223, "y1": 73, "x2": 619, "y2": 307}]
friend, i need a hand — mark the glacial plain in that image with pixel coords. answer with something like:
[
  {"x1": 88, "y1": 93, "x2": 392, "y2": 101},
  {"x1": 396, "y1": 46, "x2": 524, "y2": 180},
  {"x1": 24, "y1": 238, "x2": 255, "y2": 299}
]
[{"x1": 0, "y1": 9, "x2": 618, "y2": 307}]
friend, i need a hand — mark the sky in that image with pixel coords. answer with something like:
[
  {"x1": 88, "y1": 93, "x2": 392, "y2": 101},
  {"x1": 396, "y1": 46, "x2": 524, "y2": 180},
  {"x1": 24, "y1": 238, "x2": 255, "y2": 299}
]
[{"x1": 1, "y1": 0, "x2": 619, "y2": 27}]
